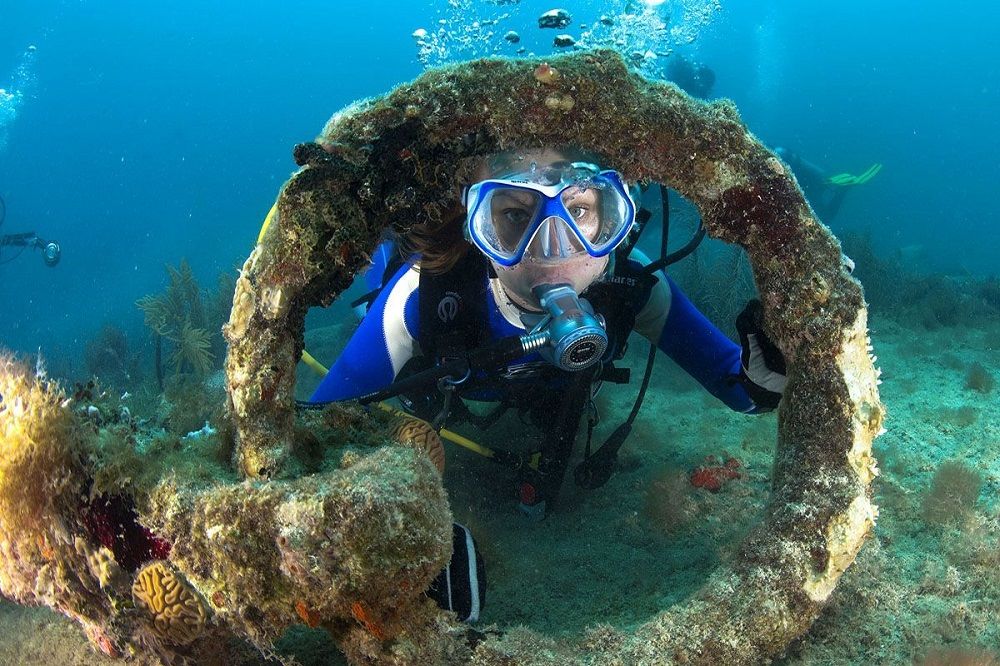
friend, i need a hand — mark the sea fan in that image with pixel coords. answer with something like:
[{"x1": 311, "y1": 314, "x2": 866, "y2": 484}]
[
  {"x1": 136, "y1": 259, "x2": 207, "y2": 339},
  {"x1": 136, "y1": 293, "x2": 171, "y2": 337},
  {"x1": 167, "y1": 259, "x2": 206, "y2": 329},
  {"x1": 168, "y1": 320, "x2": 214, "y2": 377}
]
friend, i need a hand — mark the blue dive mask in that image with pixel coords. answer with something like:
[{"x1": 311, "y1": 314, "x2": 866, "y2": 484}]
[{"x1": 465, "y1": 162, "x2": 636, "y2": 267}]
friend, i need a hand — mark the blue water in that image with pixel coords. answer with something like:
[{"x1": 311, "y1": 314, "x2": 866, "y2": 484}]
[{"x1": 1, "y1": 0, "x2": 998, "y2": 358}]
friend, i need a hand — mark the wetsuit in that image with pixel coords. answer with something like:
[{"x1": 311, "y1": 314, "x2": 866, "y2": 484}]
[{"x1": 311, "y1": 246, "x2": 760, "y2": 414}]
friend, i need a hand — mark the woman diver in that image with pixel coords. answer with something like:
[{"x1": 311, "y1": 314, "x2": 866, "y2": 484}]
[{"x1": 307, "y1": 147, "x2": 787, "y2": 621}]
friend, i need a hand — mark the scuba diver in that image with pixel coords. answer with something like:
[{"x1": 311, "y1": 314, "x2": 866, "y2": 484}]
[
  {"x1": 773, "y1": 147, "x2": 881, "y2": 223},
  {"x1": 666, "y1": 54, "x2": 716, "y2": 99},
  {"x1": 0, "y1": 195, "x2": 62, "y2": 267},
  {"x1": 306, "y1": 147, "x2": 788, "y2": 622}
]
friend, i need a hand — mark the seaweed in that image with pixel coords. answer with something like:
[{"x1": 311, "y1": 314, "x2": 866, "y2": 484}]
[
  {"x1": 964, "y1": 362, "x2": 995, "y2": 393},
  {"x1": 922, "y1": 460, "x2": 983, "y2": 527}
]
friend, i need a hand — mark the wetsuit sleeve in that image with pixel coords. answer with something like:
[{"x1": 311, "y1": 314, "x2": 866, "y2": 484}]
[
  {"x1": 653, "y1": 278, "x2": 756, "y2": 412},
  {"x1": 630, "y1": 252, "x2": 756, "y2": 413},
  {"x1": 309, "y1": 263, "x2": 421, "y2": 402}
]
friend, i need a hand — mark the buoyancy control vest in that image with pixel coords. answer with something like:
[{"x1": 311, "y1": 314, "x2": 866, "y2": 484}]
[
  {"x1": 398, "y1": 247, "x2": 656, "y2": 510},
  {"x1": 411, "y1": 248, "x2": 656, "y2": 402}
]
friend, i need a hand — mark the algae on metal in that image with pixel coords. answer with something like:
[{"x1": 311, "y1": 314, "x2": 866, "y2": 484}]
[
  {"x1": 224, "y1": 49, "x2": 883, "y2": 664},
  {"x1": 0, "y1": 350, "x2": 453, "y2": 662},
  {"x1": 0, "y1": 352, "x2": 125, "y2": 655}
]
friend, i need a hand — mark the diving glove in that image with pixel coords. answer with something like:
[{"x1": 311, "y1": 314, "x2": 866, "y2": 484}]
[{"x1": 735, "y1": 299, "x2": 787, "y2": 411}]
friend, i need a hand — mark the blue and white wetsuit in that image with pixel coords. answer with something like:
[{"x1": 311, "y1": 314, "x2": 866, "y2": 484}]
[{"x1": 312, "y1": 244, "x2": 759, "y2": 414}]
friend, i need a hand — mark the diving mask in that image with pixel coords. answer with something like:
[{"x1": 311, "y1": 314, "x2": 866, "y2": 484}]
[{"x1": 465, "y1": 162, "x2": 636, "y2": 267}]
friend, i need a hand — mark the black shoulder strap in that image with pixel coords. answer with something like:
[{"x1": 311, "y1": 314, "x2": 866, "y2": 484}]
[
  {"x1": 583, "y1": 258, "x2": 657, "y2": 359},
  {"x1": 418, "y1": 249, "x2": 491, "y2": 359}
]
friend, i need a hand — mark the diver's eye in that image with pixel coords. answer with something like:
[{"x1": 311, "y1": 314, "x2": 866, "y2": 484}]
[
  {"x1": 569, "y1": 204, "x2": 600, "y2": 240},
  {"x1": 501, "y1": 208, "x2": 533, "y2": 227}
]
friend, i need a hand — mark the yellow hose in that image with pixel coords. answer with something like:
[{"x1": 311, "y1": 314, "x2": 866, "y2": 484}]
[
  {"x1": 256, "y1": 203, "x2": 278, "y2": 245},
  {"x1": 373, "y1": 402, "x2": 495, "y2": 459},
  {"x1": 300, "y1": 350, "x2": 329, "y2": 376}
]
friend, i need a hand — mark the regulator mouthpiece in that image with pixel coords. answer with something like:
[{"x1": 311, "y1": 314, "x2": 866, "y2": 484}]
[{"x1": 525, "y1": 283, "x2": 607, "y2": 371}]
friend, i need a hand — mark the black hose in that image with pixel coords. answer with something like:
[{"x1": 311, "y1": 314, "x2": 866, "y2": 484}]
[
  {"x1": 642, "y1": 223, "x2": 705, "y2": 275},
  {"x1": 623, "y1": 183, "x2": 669, "y2": 428},
  {"x1": 575, "y1": 184, "x2": 673, "y2": 490}
]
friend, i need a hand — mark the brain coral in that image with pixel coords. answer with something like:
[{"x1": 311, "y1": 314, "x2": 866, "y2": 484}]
[
  {"x1": 132, "y1": 560, "x2": 209, "y2": 645},
  {"x1": 390, "y1": 417, "x2": 446, "y2": 474}
]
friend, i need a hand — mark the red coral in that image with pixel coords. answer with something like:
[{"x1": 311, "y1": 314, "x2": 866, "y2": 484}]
[
  {"x1": 295, "y1": 600, "x2": 322, "y2": 628},
  {"x1": 689, "y1": 456, "x2": 743, "y2": 493},
  {"x1": 351, "y1": 600, "x2": 386, "y2": 640},
  {"x1": 82, "y1": 493, "x2": 172, "y2": 571}
]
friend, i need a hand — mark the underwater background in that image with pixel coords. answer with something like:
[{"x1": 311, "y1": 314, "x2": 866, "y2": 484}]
[
  {"x1": 2, "y1": 0, "x2": 998, "y2": 359},
  {"x1": 1, "y1": 1, "x2": 999, "y2": 664}
]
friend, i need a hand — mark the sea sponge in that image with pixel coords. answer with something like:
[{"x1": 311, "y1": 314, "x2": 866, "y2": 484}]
[
  {"x1": 78, "y1": 539, "x2": 126, "y2": 590},
  {"x1": 643, "y1": 467, "x2": 696, "y2": 534},
  {"x1": 132, "y1": 560, "x2": 209, "y2": 645},
  {"x1": 964, "y1": 362, "x2": 995, "y2": 393},
  {"x1": 533, "y1": 62, "x2": 561, "y2": 84},
  {"x1": 83, "y1": 324, "x2": 129, "y2": 385},
  {"x1": 544, "y1": 91, "x2": 575, "y2": 112},
  {"x1": 919, "y1": 646, "x2": 1000, "y2": 666}
]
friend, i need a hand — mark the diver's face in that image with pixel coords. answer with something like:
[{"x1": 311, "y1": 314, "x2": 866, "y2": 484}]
[
  {"x1": 475, "y1": 149, "x2": 610, "y2": 310},
  {"x1": 492, "y1": 253, "x2": 608, "y2": 311}
]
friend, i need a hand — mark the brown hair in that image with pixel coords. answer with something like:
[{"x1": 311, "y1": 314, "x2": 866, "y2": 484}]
[
  {"x1": 399, "y1": 146, "x2": 607, "y2": 275},
  {"x1": 397, "y1": 203, "x2": 471, "y2": 275}
]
